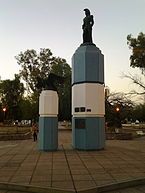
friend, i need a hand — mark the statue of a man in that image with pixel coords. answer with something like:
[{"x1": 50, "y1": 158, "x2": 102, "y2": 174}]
[{"x1": 82, "y1": 8, "x2": 94, "y2": 44}]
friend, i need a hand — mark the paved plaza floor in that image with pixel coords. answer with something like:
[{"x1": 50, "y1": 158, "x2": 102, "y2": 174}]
[{"x1": 0, "y1": 130, "x2": 145, "y2": 193}]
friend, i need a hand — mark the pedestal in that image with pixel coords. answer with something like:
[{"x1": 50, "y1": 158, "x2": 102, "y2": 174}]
[
  {"x1": 38, "y1": 90, "x2": 58, "y2": 151},
  {"x1": 72, "y1": 44, "x2": 105, "y2": 150}
]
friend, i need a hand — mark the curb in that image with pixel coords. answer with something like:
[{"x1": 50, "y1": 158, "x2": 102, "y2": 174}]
[
  {"x1": 0, "y1": 178, "x2": 145, "y2": 193},
  {"x1": 78, "y1": 177, "x2": 145, "y2": 193},
  {"x1": 0, "y1": 182, "x2": 74, "y2": 193}
]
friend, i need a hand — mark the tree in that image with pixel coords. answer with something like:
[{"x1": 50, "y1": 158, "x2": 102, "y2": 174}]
[
  {"x1": 0, "y1": 75, "x2": 24, "y2": 121},
  {"x1": 15, "y1": 49, "x2": 55, "y2": 93},
  {"x1": 15, "y1": 48, "x2": 72, "y2": 120},
  {"x1": 123, "y1": 73, "x2": 145, "y2": 95},
  {"x1": 18, "y1": 97, "x2": 33, "y2": 120},
  {"x1": 105, "y1": 92, "x2": 134, "y2": 127},
  {"x1": 127, "y1": 32, "x2": 145, "y2": 72},
  {"x1": 126, "y1": 32, "x2": 145, "y2": 95},
  {"x1": 132, "y1": 103, "x2": 145, "y2": 122},
  {"x1": 0, "y1": 102, "x2": 3, "y2": 122},
  {"x1": 51, "y1": 61, "x2": 71, "y2": 120}
]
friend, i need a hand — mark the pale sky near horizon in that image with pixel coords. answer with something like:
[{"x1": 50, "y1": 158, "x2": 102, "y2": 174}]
[{"x1": 0, "y1": 0, "x2": 145, "y2": 100}]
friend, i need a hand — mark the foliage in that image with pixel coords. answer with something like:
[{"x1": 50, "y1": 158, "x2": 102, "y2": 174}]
[
  {"x1": 15, "y1": 49, "x2": 55, "y2": 92},
  {"x1": 131, "y1": 103, "x2": 145, "y2": 122},
  {"x1": 0, "y1": 75, "x2": 24, "y2": 120},
  {"x1": 18, "y1": 97, "x2": 36, "y2": 121},
  {"x1": 15, "y1": 48, "x2": 72, "y2": 120},
  {"x1": 123, "y1": 73, "x2": 145, "y2": 95},
  {"x1": 127, "y1": 32, "x2": 145, "y2": 73},
  {"x1": 105, "y1": 92, "x2": 134, "y2": 127},
  {"x1": 126, "y1": 32, "x2": 145, "y2": 95},
  {"x1": 0, "y1": 102, "x2": 3, "y2": 122},
  {"x1": 51, "y1": 61, "x2": 71, "y2": 120}
]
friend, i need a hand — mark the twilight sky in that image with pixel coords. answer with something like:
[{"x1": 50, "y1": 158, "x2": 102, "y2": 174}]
[{"x1": 0, "y1": 0, "x2": 145, "y2": 96}]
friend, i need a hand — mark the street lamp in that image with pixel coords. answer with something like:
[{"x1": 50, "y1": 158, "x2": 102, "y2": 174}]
[
  {"x1": 115, "y1": 106, "x2": 122, "y2": 128},
  {"x1": 116, "y1": 107, "x2": 120, "y2": 112},
  {"x1": 3, "y1": 107, "x2": 6, "y2": 122}
]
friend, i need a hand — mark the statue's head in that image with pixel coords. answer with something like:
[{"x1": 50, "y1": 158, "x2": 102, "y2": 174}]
[{"x1": 84, "y1": 8, "x2": 90, "y2": 15}]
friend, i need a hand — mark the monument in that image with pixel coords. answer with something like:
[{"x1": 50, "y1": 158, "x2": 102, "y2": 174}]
[
  {"x1": 72, "y1": 9, "x2": 105, "y2": 150},
  {"x1": 38, "y1": 73, "x2": 64, "y2": 151}
]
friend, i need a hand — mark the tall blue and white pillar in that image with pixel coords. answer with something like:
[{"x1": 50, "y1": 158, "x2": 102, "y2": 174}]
[
  {"x1": 38, "y1": 90, "x2": 58, "y2": 151},
  {"x1": 72, "y1": 44, "x2": 105, "y2": 150}
]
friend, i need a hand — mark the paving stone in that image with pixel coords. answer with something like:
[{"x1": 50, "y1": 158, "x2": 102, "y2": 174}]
[
  {"x1": 74, "y1": 180, "x2": 96, "y2": 190},
  {"x1": 52, "y1": 181, "x2": 74, "y2": 190},
  {"x1": 30, "y1": 181, "x2": 51, "y2": 187},
  {"x1": 95, "y1": 179, "x2": 116, "y2": 186},
  {"x1": 69, "y1": 165, "x2": 86, "y2": 170},
  {"x1": 107, "y1": 169, "x2": 126, "y2": 174},
  {"x1": 0, "y1": 176, "x2": 11, "y2": 182},
  {"x1": 52, "y1": 174, "x2": 72, "y2": 181},
  {"x1": 7, "y1": 192, "x2": 30, "y2": 193},
  {"x1": 130, "y1": 173, "x2": 145, "y2": 178},
  {"x1": 31, "y1": 175, "x2": 51, "y2": 182},
  {"x1": 10, "y1": 175, "x2": 31, "y2": 183},
  {"x1": 1, "y1": 132, "x2": 145, "y2": 192},
  {"x1": 33, "y1": 169, "x2": 52, "y2": 175},
  {"x1": 89, "y1": 168, "x2": 106, "y2": 174},
  {"x1": 0, "y1": 171, "x2": 16, "y2": 176},
  {"x1": 72, "y1": 174, "x2": 93, "y2": 181},
  {"x1": 111, "y1": 173, "x2": 133, "y2": 181},
  {"x1": 71, "y1": 169, "x2": 89, "y2": 175},
  {"x1": 119, "y1": 187, "x2": 144, "y2": 193},
  {"x1": 92, "y1": 173, "x2": 114, "y2": 180},
  {"x1": 15, "y1": 170, "x2": 33, "y2": 176}
]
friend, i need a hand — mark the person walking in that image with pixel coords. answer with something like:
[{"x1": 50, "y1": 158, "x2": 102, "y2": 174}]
[{"x1": 31, "y1": 123, "x2": 38, "y2": 142}]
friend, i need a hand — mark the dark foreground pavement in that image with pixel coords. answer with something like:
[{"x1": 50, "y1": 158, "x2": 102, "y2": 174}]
[{"x1": 0, "y1": 130, "x2": 145, "y2": 193}]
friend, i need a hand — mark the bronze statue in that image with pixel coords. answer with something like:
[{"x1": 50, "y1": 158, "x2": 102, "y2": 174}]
[
  {"x1": 82, "y1": 8, "x2": 94, "y2": 44},
  {"x1": 36, "y1": 73, "x2": 65, "y2": 91}
]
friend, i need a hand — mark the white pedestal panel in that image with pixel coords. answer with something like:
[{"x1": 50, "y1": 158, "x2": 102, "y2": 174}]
[
  {"x1": 72, "y1": 83, "x2": 105, "y2": 116},
  {"x1": 39, "y1": 90, "x2": 58, "y2": 116}
]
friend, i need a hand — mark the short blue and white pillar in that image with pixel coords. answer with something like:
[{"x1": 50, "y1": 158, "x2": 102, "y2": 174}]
[
  {"x1": 72, "y1": 44, "x2": 105, "y2": 150},
  {"x1": 38, "y1": 90, "x2": 58, "y2": 151}
]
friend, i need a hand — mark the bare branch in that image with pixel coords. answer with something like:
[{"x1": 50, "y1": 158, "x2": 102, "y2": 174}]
[{"x1": 122, "y1": 72, "x2": 145, "y2": 94}]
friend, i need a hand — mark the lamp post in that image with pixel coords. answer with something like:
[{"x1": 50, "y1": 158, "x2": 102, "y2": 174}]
[
  {"x1": 115, "y1": 107, "x2": 122, "y2": 128},
  {"x1": 3, "y1": 107, "x2": 6, "y2": 122}
]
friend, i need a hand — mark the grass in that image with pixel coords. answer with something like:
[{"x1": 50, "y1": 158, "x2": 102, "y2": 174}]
[{"x1": 0, "y1": 126, "x2": 31, "y2": 134}]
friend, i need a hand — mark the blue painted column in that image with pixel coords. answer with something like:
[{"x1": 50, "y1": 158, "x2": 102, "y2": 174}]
[
  {"x1": 38, "y1": 90, "x2": 58, "y2": 151},
  {"x1": 72, "y1": 44, "x2": 105, "y2": 150}
]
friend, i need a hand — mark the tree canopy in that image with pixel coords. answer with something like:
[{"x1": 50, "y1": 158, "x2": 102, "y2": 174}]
[
  {"x1": 105, "y1": 92, "x2": 134, "y2": 127},
  {"x1": 126, "y1": 32, "x2": 145, "y2": 95},
  {"x1": 15, "y1": 48, "x2": 71, "y2": 121},
  {"x1": 127, "y1": 32, "x2": 145, "y2": 72},
  {"x1": 15, "y1": 48, "x2": 70, "y2": 92},
  {"x1": 0, "y1": 74, "x2": 24, "y2": 121}
]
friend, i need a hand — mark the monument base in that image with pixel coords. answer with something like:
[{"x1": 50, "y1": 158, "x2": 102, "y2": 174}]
[
  {"x1": 72, "y1": 44, "x2": 105, "y2": 150},
  {"x1": 38, "y1": 117, "x2": 58, "y2": 151},
  {"x1": 72, "y1": 117, "x2": 105, "y2": 150}
]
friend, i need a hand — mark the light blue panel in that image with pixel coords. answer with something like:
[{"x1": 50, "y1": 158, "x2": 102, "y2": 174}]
[
  {"x1": 86, "y1": 52, "x2": 99, "y2": 82},
  {"x1": 72, "y1": 49, "x2": 86, "y2": 83},
  {"x1": 72, "y1": 118, "x2": 76, "y2": 147},
  {"x1": 72, "y1": 118, "x2": 86, "y2": 149},
  {"x1": 86, "y1": 117, "x2": 105, "y2": 149},
  {"x1": 72, "y1": 117, "x2": 105, "y2": 150},
  {"x1": 38, "y1": 117, "x2": 58, "y2": 151},
  {"x1": 98, "y1": 117, "x2": 105, "y2": 149},
  {"x1": 72, "y1": 44, "x2": 104, "y2": 85},
  {"x1": 99, "y1": 53, "x2": 104, "y2": 83}
]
